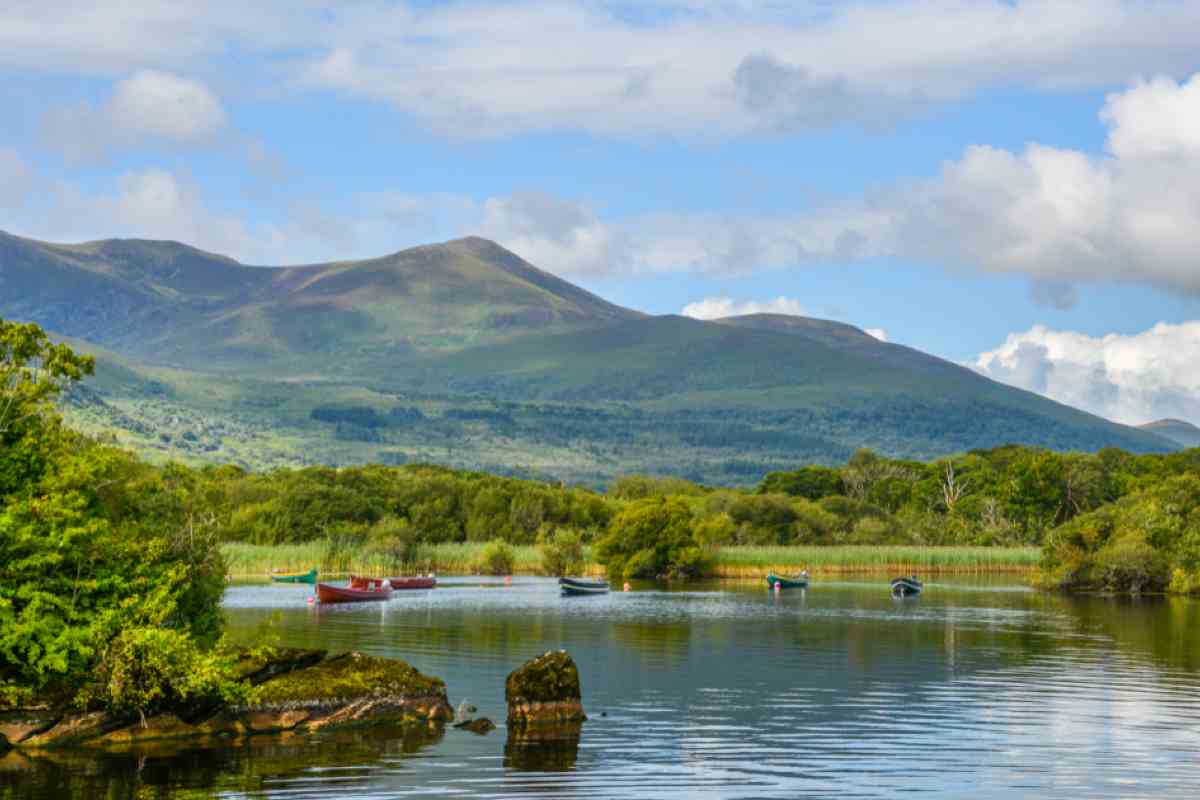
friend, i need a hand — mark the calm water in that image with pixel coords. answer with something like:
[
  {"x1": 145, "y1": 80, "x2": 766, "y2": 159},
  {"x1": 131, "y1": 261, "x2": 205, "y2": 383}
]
[{"x1": 5, "y1": 576, "x2": 1200, "y2": 799}]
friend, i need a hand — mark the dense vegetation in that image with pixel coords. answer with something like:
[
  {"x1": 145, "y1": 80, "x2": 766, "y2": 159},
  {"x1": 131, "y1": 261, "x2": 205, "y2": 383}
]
[
  {"x1": 0, "y1": 320, "x2": 248, "y2": 713},
  {"x1": 83, "y1": 419, "x2": 1197, "y2": 589}
]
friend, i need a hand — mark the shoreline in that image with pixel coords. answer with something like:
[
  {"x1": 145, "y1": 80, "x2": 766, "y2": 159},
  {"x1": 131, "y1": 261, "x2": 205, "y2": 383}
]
[{"x1": 223, "y1": 543, "x2": 1040, "y2": 580}]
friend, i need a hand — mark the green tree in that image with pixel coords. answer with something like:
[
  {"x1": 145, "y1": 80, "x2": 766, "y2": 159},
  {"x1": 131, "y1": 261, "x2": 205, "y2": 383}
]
[{"x1": 595, "y1": 497, "x2": 710, "y2": 580}]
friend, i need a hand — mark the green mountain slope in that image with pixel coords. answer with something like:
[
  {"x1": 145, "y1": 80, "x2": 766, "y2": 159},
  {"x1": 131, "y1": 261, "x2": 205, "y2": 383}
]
[
  {"x1": 1, "y1": 231, "x2": 1177, "y2": 483},
  {"x1": 1138, "y1": 419, "x2": 1200, "y2": 448},
  {"x1": 0, "y1": 231, "x2": 637, "y2": 371}
]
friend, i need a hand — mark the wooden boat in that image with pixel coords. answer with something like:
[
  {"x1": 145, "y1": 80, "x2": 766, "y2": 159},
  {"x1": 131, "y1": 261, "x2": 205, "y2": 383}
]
[
  {"x1": 317, "y1": 580, "x2": 393, "y2": 604},
  {"x1": 766, "y1": 572, "x2": 809, "y2": 589},
  {"x1": 270, "y1": 568, "x2": 317, "y2": 585},
  {"x1": 352, "y1": 574, "x2": 437, "y2": 591},
  {"x1": 559, "y1": 576, "x2": 610, "y2": 596},
  {"x1": 891, "y1": 576, "x2": 923, "y2": 597}
]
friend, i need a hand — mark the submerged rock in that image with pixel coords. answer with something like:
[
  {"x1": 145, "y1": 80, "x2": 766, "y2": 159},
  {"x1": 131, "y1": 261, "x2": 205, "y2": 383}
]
[
  {"x1": 505, "y1": 650, "x2": 586, "y2": 726},
  {"x1": 6, "y1": 650, "x2": 452, "y2": 750},
  {"x1": 453, "y1": 717, "x2": 496, "y2": 735}
]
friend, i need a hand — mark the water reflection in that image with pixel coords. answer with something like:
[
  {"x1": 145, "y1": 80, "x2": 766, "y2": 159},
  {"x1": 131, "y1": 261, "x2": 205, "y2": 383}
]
[
  {"x1": 504, "y1": 722, "x2": 582, "y2": 772},
  {"x1": 5, "y1": 577, "x2": 1200, "y2": 798}
]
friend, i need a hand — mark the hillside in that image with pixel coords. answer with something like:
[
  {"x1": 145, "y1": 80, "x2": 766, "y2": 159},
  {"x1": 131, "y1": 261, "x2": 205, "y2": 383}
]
[
  {"x1": 1, "y1": 231, "x2": 1177, "y2": 484},
  {"x1": 1138, "y1": 419, "x2": 1200, "y2": 448}
]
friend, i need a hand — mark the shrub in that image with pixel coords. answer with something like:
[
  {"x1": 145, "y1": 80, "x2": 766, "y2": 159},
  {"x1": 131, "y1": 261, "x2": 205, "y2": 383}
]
[
  {"x1": 82, "y1": 628, "x2": 254, "y2": 717},
  {"x1": 539, "y1": 527, "x2": 585, "y2": 576},
  {"x1": 478, "y1": 539, "x2": 515, "y2": 575},
  {"x1": 364, "y1": 516, "x2": 421, "y2": 566},
  {"x1": 595, "y1": 497, "x2": 712, "y2": 581}
]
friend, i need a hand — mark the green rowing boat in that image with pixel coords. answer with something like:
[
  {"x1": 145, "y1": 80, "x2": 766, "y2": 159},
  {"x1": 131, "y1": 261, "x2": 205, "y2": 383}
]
[
  {"x1": 270, "y1": 568, "x2": 318, "y2": 585},
  {"x1": 766, "y1": 572, "x2": 809, "y2": 589}
]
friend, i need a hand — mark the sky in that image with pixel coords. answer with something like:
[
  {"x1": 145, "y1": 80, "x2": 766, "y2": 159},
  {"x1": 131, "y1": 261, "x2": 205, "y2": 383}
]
[{"x1": 4, "y1": 0, "x2": 1200, "y2": 427}]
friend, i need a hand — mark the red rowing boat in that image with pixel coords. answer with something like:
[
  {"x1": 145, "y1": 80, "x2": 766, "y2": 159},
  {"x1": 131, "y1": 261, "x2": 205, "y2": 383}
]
[
  {"x1": 317, "y1": 580, "x2": 393, "y2": 604},
  {"x1": 352, "y1": 574, "x2": 436, "y2": 590}
]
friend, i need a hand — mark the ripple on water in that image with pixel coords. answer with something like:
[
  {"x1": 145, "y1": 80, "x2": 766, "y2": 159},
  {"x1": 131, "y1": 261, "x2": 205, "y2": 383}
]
[{"x1": 6, "y1": 577, "x2": 1200, "y2": 799}]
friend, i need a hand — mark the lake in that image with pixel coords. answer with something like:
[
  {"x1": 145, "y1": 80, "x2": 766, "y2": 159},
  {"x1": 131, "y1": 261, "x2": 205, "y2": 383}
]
[{"x1": 4, "y1": 576, "x2": 1200, "y2": 799}]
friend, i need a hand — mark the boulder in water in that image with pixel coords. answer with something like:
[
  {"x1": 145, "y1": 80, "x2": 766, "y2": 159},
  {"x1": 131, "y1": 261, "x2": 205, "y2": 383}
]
[{"x1": 505, "y1": 650, "x2": 586, "y2": 726}]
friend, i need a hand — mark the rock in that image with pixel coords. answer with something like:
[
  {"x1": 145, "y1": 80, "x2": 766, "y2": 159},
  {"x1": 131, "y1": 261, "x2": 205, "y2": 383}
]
[
  {"x1": 13, "y1": 650, "x2": 452, "y2": 749},
  {"x1": 505, "y1": 650, "x2": 586, "y2": 726},
  {"x1": 21, "y1": 712, "x2": 116, "y2": 748},
  {"x1": 253, "y1": 651, "x2": 453, "y2": 729},
  {"x1": 453, "y1": 717, "x2": 496, "y2": 735},
  {"x1": 234, "y1": 647, "x2": 327, "y2": 685},
  {"x1": 0, "y1": 709, "x2": 60, "y2": 747}
]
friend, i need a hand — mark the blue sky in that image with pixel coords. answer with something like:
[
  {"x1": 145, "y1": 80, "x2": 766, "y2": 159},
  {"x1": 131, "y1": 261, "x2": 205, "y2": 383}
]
[{"x1": 4, "y1": 1, "x2": 1200, "y2": 425}]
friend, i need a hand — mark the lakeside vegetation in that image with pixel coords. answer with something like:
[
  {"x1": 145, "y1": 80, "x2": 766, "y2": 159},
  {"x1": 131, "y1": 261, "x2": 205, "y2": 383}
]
[
  {"x1": 223, "y1": 541, "x2": 1039, "y2": 578},
  {"x1": 6, "y1": 320, "x2": 1200, "y2": 716}
]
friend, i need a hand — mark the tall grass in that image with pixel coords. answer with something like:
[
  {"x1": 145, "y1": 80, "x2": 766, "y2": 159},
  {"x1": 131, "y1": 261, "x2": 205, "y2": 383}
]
[
  {"x1": 713, "y1": 545, "x2": 1040, "y2": 576},
  {"x1": 223, "y1": 541, "x2": 1037, "y2": 578},
  {"x1": 222, "y1": 541, "x2": 544, "y2": 577}
]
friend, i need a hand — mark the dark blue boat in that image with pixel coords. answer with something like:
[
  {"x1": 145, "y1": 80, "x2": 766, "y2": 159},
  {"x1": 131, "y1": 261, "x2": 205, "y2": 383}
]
[
  {"x1": 891, "y1": 576, "x2": 922, "y2": 597},
  {"x1": 559, "y1": 576, "x2": 610, "y2": 596}
]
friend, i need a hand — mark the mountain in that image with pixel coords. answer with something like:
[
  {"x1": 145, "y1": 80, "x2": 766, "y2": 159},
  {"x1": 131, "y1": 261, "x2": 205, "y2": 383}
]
[
  {"x1": 0, "y1": 231, "x2": 636, "y2": 372},
  {"x1": 1138, "y1": 419, "x2": 1200, "y2": 448},
  {"x1": 0, "y1": 230, "x2": 1178, "y2": 483}
]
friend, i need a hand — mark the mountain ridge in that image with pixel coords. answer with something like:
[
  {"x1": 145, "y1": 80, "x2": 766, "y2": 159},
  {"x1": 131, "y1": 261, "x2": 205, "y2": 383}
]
[{"x1": 1, "y1": 230, "x2": 1178, "y2": 482}]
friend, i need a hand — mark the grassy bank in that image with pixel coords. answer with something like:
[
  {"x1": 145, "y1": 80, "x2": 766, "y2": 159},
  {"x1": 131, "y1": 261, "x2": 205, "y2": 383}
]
[{"x1": 223, "y1": 542, "x2": 1038, "y2": 578}]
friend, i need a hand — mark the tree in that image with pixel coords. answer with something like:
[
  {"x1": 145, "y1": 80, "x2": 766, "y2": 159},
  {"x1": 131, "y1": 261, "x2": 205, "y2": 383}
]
[
  {"x1": 595, "y1": 497, "x2": 710, "y2": 580},
  {"x1": 0, "y1": 319, "x2": 94, "y2": 440}
]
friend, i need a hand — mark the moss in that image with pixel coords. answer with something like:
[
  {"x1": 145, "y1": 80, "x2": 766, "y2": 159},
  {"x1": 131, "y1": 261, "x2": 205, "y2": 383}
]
[
  {"x1": 256, "y1": 652, "x2": 445, "y2": 706},
  {"x1": 232, "y1": 648, "x2": 327, "y2": 685},
  {"x1": 505, "y1": 651, "x2": 581, "y2": 704}
]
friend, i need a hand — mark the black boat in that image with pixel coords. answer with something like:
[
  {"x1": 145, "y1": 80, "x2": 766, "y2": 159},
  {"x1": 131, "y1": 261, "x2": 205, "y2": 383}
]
[
  {"x1": 891, "y1": 576, "x2": 922, "y2": 597},
  {"x1": 559, "y1": 576, "x2": 610, "y2": 596}
]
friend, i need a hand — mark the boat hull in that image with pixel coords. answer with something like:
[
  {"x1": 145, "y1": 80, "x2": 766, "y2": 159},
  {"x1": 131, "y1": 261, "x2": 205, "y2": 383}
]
[
  {"x1": 270, "y1": 568, "x2": 317, "y2": 585},
  {"x1": 766, "y1": 573, "x2": 808, "y2": 589},
  {"x1": 891, "y1": 578, "x2": 923, "y2": 597},
  {"x1": 350, "y1": 575, "x2": 437, "y2": 591},
  {"x1": 317, "y1": 582, "x2": 393, "y2": 604},
  {"x1": 559, "y1": 577, "x2": 610, "y2": 596}
]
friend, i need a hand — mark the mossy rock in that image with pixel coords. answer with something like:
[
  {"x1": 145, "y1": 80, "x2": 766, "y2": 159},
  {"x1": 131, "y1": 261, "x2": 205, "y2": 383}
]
[
  {"x1": 505, "y1": 651, "x2": 585, "y2": 725},
  {"x1": 232, "y1": 647, "x2": 327, "y2": 685},
  {"x1": 505, "y1": 651, "x2": 581, "y2": 704},
  {"x1": 256, "y1": 652, "x2": 446, "y2": 707}
]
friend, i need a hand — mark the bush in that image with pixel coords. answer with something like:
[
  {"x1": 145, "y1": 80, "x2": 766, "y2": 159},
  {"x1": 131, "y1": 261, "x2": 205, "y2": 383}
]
[
  {"x1": 83, "y1": 628, "x2": 254, "y2": 717},
  {"x1": 364, "y1": 516, "x2": 421, "y2": 566},
  {"x1": 477, "y1": 539, "x2": 515, "y2": 575},
  {"x1": 595, "y1": 497, "x2": 712, "y2": 581},
  {"x1": 539, "y1": 527, "x2": 585, "y2": 576}
]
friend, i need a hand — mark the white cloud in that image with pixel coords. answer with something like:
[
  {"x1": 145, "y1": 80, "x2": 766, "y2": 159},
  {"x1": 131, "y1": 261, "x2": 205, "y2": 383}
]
[
  {"x1": 865, "y1": 328, "x2": 889, "y2": 342},
  {"x1": 681, "y1": 296, "x2": 806, "y2": 320},
  {"x1": 473, "y1": 193, "x2": 632, "y2": 277},
  {"x1": 973, "y1": 322, "x2": 1200, "y2": 426},
  {"x1": 44, "y1": 70, "x2": 227, "y2": 161},
  {"x1": 5, "y1": 2, "x2": 1200, "y2": 137}
]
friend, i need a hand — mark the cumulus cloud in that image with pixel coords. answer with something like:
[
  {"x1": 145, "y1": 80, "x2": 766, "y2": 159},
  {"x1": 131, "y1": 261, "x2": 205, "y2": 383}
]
[
  {"x1": 44, "y1": 70, "x2": 227, "y2": 161},
  {"x1": 865, "y1": 328, "x2": 889, "y2": 342},
  {"x1": 473, "y1": 193, "x2": 632, "y2": 277},
  {"x1": 681, "y1": 296, "x2": 807, "y2": 319},
  {"x1": 973, "y1": 322, "x2": 1200, "y2": 426},
  {"x1": 6, "y1": 2, "x2": 1200, "y2": 138}
]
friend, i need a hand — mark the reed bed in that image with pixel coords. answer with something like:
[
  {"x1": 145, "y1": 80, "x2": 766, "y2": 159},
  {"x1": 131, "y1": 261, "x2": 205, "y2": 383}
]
[
  {"x1": 222, "y1": 541, "x2": 544, "y2": 578},
  {"x1": 712, "y1": 545, "x2": 1040, "y2": 576},
  {"x1": 223, "y1": 542, "x2": 1037, "y2": 578}
]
